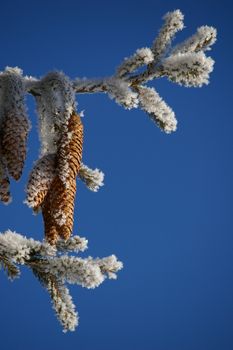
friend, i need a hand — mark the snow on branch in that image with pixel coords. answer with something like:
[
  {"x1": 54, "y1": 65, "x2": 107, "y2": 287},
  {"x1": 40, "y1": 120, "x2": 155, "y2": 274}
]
[
  {"x1": 78, "y1": 163, "x2": 104, "y2": 192},
  {"x1": 159, "y1": 51, "x2": 214, "y2": 87},
  {"x1": 33, "y1": 71, "x2": 76, "y2": 156},
  {"x1": 32, "y1": 268, "x2": 78, "y2": 332},
  {"x1": 21, "y1": 9, "x2": 216, "y2": 136},
  {"x1": 55, "y1": 235, "x2": 88, "y2": 253},
  {"x1": 136, "y1": 86, "x2": 177, "y2": 133},
  {"x1": 0, "y1": 230, "x2": 123, "y2": 332},
  {"x1": 116, "y1": 48, "x2": 154, "y2": 78},
  {"x1": 172, "y1": 26, "x2": 217, "y2": 54},
  {"x1": 104, "y1": 77, "x2": 138, "y2": 109},
  {"x1": 152, "y1": 10, "x2": 184, "y2": 63}
]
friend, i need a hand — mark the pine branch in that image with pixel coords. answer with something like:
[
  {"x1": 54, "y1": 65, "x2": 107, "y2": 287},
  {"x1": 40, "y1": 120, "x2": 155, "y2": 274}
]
[
  {"x1": 0, "y1": 230, "x2": 122, "y2": 332},
  {"x1": 0, "y1": 254, "x2": 20, "y2": 280},
  {"x1": 171, "y1": 26, "x2": 217, "y2": 54},
  {"x1": 32, "y1": 268, "x2": 78, "y2": 332},
  {"x1": 78, "y1": 163, "x2": 104, "y2": 192},
  {"x1": 135, "y1": 86, "x2": 177, "y2": 133},
  {"x1": 17, "y1": 9, "x2": 216, "y2": 138},
  {"x1": 0, "y1": 9, "x2": 217, "y2": 332}
]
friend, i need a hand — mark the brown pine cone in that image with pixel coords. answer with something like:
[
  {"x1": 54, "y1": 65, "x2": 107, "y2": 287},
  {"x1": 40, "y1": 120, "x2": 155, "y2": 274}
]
[
  {"x1": 48, "y1": 176, "x2": 76, "y2": 241},
  {"x1": 2, "y1": 113, "x2": 30, "y2": 181},
  {"x1": 57, "y1": 113, "x2": 83, "y2": 182},
  {"x1": 0, "y1": 146, "x2": 11, "y2": 204},
  {"x1": 25, "y1": 154, "x2": 56, "y2": 212},
  {"x1": 41, "y1": 112, "x2": 83, "y2": 245},
  {"x1": 42, "y1": 191, "x2": 59, "y2": 246},
  {"x1": 42, "y1": 176, "x2": 76, "y2": 245},
  {"x1": 0, "y1": 177, "x2": 11, "y2": 204}
]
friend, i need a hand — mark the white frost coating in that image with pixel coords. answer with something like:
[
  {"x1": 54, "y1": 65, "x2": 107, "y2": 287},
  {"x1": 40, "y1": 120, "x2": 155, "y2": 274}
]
[
  {"x1": 79, "y1": 110, "x2": 85, "y2": 117},
  {"x1": 23, "y1": 75, "x2": 39, "y2": 90},
  {"x1": 105, "y1": 78, "x2": 138, "y2": 109},
  {"x1": 152, "y1": 10, "x2": 184, "y2": 62},
  {"x1": 0, "y1": 67, "x2": 27, "y2": 116},
  {"x1": 32, "y1": 267, "x2": 78, "y2": 332},
  {"x1": 161, "y1": 52, "x2": 214, "y2": 87},
  {"x1": 46, "y1": 277, "x2": 78, "y2": 332},
  {"x1": 95, "y1": 255, "x2": 123, "y2": 279},
  {"x1": 56, "y1": 235, "x2": 88, "y2": 253},
  {"x1": 73, "y1": 78, "x2": 105, "y2": 93},
  {"x1": 172, "y1": 26, "x2": 217, "y2": 54},
  {"x1": 79, "y1": 164, "x2": 104, "y2": 192},
  {"x1": 42, "y1": 255, "x2": 123, "y2": 289},
  {"x1": 69, "y1": 12, "x2": 215, "y2": 130},
  {"x1": 137, "y1": 86, "x2": 177, "y2": 133},
  {"x1": 34, "y1": 71, "x2": 76, "y2": 156},
  {"x1": 0, "y1": 230, "x2": 55, "y2": 263},
  {"x1": 53, "y1": 210, "x2": 67, "y2": 226},
  {"x1": 117, "y1": 48, "x2": 154, "y2": 77},
  {"x1": 0, "y1": 230, "x2": 122, "y2": 288},
  {"x1": 0, "y1": 67, "x2": 30, "y2": 129},
  {"x1": 4, "y1": 66, "x2": 23, "y2": 76}
]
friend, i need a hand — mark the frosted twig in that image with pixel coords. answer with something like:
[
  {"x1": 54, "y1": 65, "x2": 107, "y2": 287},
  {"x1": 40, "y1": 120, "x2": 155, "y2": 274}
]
[
  {"x1": 172, "y1": 26, "x2": 217, "y2": 54},
  {"x1": 159, "y1": 51, "x2": 214, "y2": 87},
  {"x1": 0, "y1": 230, "x2": 122, "y2": 332},
  {"x1": 136, "y1": 86, "x2": 177, "y2": 133},
  {"x1": 79, "y1": 163, "x2": 104, "y2": 192},
  {"x1": 152, "y1": 10, "x2": 184, "y2": 63},
  {"x1": 30, "y1": 255, "x2": 123, "y2": 289},
  {"x1": 32, "y1": 268, "x2": 78, "y2": 332},
  {"x1": 0, "y1": 254, "x2": 20, "y2": 280},
  {"x1": 116, "y1": 48, "x2": 154, "y2": 78},
  {"x1": 56, "y1": 235, "x2": 88, "y2": 253},
  {"x1": 104, "y1": 78, "x2": 138, "y2": 109}
]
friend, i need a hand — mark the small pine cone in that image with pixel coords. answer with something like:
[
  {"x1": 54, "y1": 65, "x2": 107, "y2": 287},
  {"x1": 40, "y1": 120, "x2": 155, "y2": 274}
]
[
  {"x1": 2, "y1": 113, "x2": 30, "y2": 180},
  {"x1": 0, "y1": 148, "x2": 11, "y2": 204},
  {"x1": 42, "y1": 191, "x2": 59, "y2": 246},
  {"x1": 0, "y1": 177, "x2": 11, "y2": 203},
  {"x1": 57, "y1": 113, "x2": 83, "y2": 183},
  {"x1": 25, "y1": 154, "x2": 56, "y2": 212}
]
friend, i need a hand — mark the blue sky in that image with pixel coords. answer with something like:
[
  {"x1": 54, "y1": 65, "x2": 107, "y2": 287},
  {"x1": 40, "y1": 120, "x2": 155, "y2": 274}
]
[{"x1": 1, "y1": 1, "x2": 233, "y2": 349}]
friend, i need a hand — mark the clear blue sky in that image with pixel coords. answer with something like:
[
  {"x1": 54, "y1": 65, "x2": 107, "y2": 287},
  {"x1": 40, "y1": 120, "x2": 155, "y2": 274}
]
[{"x1": 1, "y1": 1, "x2": 233, "y2": 349}]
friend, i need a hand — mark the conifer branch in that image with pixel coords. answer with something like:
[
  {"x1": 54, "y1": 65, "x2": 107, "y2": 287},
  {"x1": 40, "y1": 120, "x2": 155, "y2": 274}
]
[
  {"x1": 0, "y1": 9, "x2": 217, "y2": 332},
  {"x1": 21, "y1": 9, "x2": 216, "y2": 136},
  {"x1": 0, "y1": 230, "x2": 122, "y2": 332}
]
